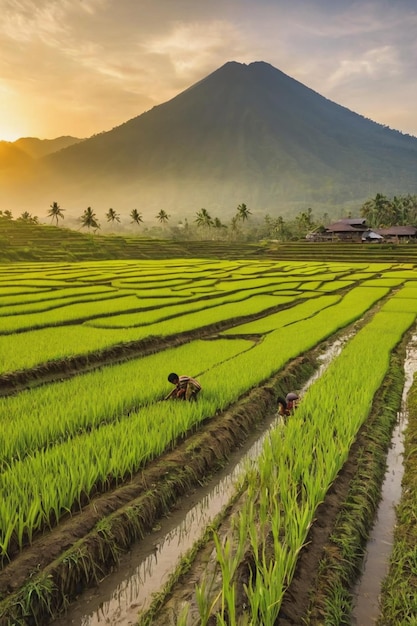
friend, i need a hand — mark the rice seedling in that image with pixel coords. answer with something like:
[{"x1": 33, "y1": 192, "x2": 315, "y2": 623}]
[{"x1": 196, "y1": 288, "x2": 417, "y2": 623}]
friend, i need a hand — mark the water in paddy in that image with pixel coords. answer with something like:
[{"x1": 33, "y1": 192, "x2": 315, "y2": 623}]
[
  {"x1": 50, "y1": 336, "x2": 351, "y2": 626},
  {"x1": 351, "y1": 333, "x2": 417, "y2": 625}
]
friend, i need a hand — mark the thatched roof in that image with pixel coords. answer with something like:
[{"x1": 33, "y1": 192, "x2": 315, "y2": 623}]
[
  {"x1": 326, "y1": 220, "x2": 367, "y2": 233},
  {"x1": 376, "y1": 226, "x2": 417, "y2": 236}
]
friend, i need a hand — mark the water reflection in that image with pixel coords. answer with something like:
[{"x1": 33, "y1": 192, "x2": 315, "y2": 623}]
[{"x1": 351, "y1": 334, "x2": 417, "y2": 624}]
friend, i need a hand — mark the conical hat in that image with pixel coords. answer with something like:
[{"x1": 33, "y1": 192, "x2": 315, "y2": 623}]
[{"x1": 286, "y1": 392, "x2": 299, "y2": 402}]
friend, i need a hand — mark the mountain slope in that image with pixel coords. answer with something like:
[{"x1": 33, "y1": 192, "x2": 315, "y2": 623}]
[
  {"x1": 0, "y1": 141, "x2": 33, "y2": 170},
  {"x1": 2, "y1": 61, "x2": 417, "y2": 218},
  {"x1": 14, "y1": 136, "x2": 84, "y2": 159}
]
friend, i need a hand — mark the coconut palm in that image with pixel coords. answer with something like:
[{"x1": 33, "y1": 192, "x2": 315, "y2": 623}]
[
  {"x1": 48, "y1": 201, "x2": 65, "y2": 226},
  {"x1": 80, "y1": 207, "x2": 100, "y2": 232},
  {"x1": 360, "y1": 193, "x2": 390, "y2": 228},
  {"x1": 236, "y1": 203, "x2": 252, "y2": 222},
  {"x1": 130, "y1": 209, "x2": 143, "y2": 226},
  {"x1": 106, "y1": 208, "x2": 120, "y2": 224},
  {"x1": 156, "y1": 209, "x2": 170, "y2": 226},
  {"x1": 195, "y1": 208, "x2": 213, "y2": 239},
  {"x1": 195, "y1": 208, "x2": 213, "y2": 229}
]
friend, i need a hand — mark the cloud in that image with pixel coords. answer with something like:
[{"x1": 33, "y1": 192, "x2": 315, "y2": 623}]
[
  {"x1": 327, "y1": 46, "x2": 402, "y2": 88},
  {"x1": 138, "y1": 19, "x2": 249, "y2": 99},
  {"x1": 1, "y1": 0, "x2": 417, "y2": 139},
  {"x1": 1, "y1": 0, "x2": 106, "y2": 43}
]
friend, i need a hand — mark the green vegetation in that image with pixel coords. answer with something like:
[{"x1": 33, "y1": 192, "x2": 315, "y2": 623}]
[
  {"x1": 378, "y1": 371, "x2": 417, "y2": 624},
  {"x1": 186, "y1": 290, "x2": 417, "y2": 624},
  {"x1": 1, "y1": 250, "x2": 417, "y2": 624},
  {"x1": 4, "y1": 212, "x2": 417, "y2": 265},
  {"x1": 0, "y1": 271, "x2": 405, "y2": 561}
]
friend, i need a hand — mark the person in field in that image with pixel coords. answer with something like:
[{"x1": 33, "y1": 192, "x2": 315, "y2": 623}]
[
  {"x1": 165, "y1": 373, "x2": 202, "y2": 402},
  {"x1": 277, "y1": 392, "x2": 299, "y2": 417}
]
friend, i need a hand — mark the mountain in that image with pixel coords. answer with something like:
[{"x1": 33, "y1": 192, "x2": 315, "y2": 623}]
[
  {"x1": 0, "y1": 141, "x2": 33, "y2": 170},
  {"x1": 2, "y1": 61, "x2": 417, "y2": 220},
  {"x1": 14, "y1": 136, "x2": 84, "y2": 159}
]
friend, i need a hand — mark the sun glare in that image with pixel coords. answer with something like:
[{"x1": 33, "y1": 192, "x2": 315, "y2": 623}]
[{"x1": 0, "y1": 124, "x2": 23, "y2": 142}]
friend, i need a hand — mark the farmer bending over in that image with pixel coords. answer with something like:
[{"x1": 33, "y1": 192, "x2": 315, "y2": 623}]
[
  {"x1": 165, "y1": 373, "x2": 202, "y2": 402},
  {"x1": 277, "y1": 392, "x2": 299, "y2": 417}
]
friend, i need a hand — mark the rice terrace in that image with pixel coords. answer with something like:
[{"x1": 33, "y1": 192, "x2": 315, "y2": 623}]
[{"x1": 1, "y1": 233, "x2": 417, "y2": 625}]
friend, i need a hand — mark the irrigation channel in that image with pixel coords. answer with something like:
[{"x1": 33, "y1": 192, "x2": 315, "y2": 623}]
[
  {"x1": 52, "y1": 337, "x2": 351, "y2": 626},
  {"x1": 351, "y1": 333, "x2": 417, "y2": 625}
]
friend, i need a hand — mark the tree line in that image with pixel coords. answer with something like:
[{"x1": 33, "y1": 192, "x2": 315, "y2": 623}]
[
  {"x1": 0, "y1": 203, "x2": 253, "y2": 235},
  {"x1": 359, "y1": 193, "x2": 417, "y2": 228},
  {"x1": 2, "y1": 193, "x2": 417, "y2": 240}
]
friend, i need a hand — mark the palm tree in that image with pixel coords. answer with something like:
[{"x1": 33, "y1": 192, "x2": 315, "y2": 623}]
[
  {"x1": 236, "y1": 203, "x2": 252, "y2": 222},
  {"x1": 106, "y1": 208, "x2": 120, "y2": 224},
  {"x1": 195, "y1": 208, "x2": 213, "y2": 239},
  {"x1": 195, "y1": 208, "x2": 213, "y2": 229},
  {"x1": 156, "y1": 209, "x2": 170, "y2": 227},
  {"x1": 80, "y1": 207, "x2": 100, "y2": 232},
  {"x1": 130, "y1": 209, "x2": 143, "y2": 226},
  {"x1": 360, "y1": 193, "x2": 390, "y2": 228},
  {"x1": 48, "y1": 201, "x2": 65, "y2": 226}
]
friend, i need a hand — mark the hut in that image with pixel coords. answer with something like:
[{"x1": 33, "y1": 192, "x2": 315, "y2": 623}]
[
  {"x1": 324, "y1": 218, "x2": 368, "y2": 242},
  {"x1": 375, "y1": 225, "x2": 417, "y2": 243}
]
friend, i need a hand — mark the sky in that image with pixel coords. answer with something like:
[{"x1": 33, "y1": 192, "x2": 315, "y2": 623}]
[{"x1": 1, "y1": 0, "x2": 417, "y2": 142}]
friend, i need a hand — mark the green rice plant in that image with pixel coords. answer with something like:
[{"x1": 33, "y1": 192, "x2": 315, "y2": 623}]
[
  {"x1": 223, "y1": 294, "x2": 341, "y2": 335},
  {"x1": 0, "y1": 262, "x2": 412, "y2": 564},
  {"x1": 195, "y1": 576, "x2": 221, "y2": 626},
  {"x1": 0, "y1": 288, "x2": 131, "y2": 317},
  {"x1": 0, "y1": 286, "x2": 52, "y2": 297},
  {"x1": 0, "y1": 338, "x2": 252, "y2": 465},
  {"x1": 318, "y1": 280, "x2": 355, "y2": 292},
  {"x1": 0, "y1": 294, "x2": 144, "y2": 334},
  {"x1": 85, "y1": 291, "x2": 294, "y2": 329},
  {"x1": 0, "y1": 259, "x2": 396, "y2": 372},
  {"x1": 9, "y1": 572, "x2": 55, "y2": 626},
  {"x1": 378, "y1": 370, "x2": 417, "y2": 624},
  {"x1": 204, "y1": 287, "x2": 417, "y2": 624}
]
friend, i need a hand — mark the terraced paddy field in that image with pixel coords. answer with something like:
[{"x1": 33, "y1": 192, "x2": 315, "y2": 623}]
[{"x1": 0, "y1": 254, "x2": 417, "y2": 625}]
